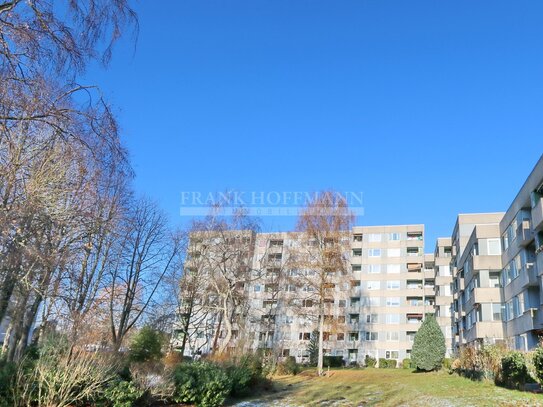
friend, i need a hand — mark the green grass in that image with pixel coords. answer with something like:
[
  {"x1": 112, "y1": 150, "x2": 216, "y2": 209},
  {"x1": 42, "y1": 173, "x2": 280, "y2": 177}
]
[{"x1": 254, "y1": 368, "x2": 543, "y2": 406}]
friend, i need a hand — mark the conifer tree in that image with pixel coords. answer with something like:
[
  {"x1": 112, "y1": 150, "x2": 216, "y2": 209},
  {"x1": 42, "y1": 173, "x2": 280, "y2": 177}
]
[{"x1": 411, "y1": 314, "x2": 446, "y2": 371}]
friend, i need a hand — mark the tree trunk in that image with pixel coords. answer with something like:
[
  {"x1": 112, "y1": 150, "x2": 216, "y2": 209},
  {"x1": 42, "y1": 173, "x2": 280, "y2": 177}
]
[{"x1": 317, "y1": 305, "x2": 324, "y2": 376}]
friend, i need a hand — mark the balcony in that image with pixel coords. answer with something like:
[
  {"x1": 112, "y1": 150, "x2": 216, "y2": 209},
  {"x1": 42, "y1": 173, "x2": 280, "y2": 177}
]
[
  {"x1": 517, "y1": 220, "x2": 534, "y2": 247},
  {"x1": 464, "y1": 321, "x2": 503, "y2": 343},
  {"x1": 407, "y1": 263, "x2": 423, "y2": 272},
  {"x1": 466, "y1": 287, "x2": 501, "y2": 309},
  {"x1": 533, "y1": 197, "x2": 543, "y2": 232},
  {"x1": 472, "y1": 256, "x2": 502, "y2": 271},
  {"x1": 503, "y1": 264, "x2": 538, "y2": 299}
]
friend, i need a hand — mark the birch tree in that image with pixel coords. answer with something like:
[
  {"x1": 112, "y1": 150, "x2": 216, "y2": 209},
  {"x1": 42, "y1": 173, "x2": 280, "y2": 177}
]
[{"x1": 290, "y1": 191, "x2": 354, "y2": 375}]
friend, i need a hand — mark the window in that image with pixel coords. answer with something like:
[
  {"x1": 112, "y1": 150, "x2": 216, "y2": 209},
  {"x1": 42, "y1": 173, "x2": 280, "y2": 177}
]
[
  {"x1": 299, "y1": 332, "x2": 311, "y2": 340},
  {"x1": 368, "y1": 248, "x2": 381, "y2": 257},
  {"x1": 492, "y1": 303, "x2": 502, "y2": 321},
  {"x1": 387, "y1": 280, "x2": 400, "y2": 290},
  {"x1": 367, "y1": 297, "x2": 380, "y2": 307},
  {"x1": 489, "y1": 272, "x2": 500, "y2": 288},
  {"x1": 269, "y1": 239, "x2": 283, "y2": 247},
  {"x1": 387, "y1": 248, "x2": 401, "y2": 257},
  {"x1": 366, "y1": 313, "x2": 378, "y2": 323},
  {"x1": 386, "y1": 297, "x2": 400, "y2": 307},
  {"x1": 439, "y1": 265, "x2": 451, "y2": 276},
  {"x1": 302, "y1": 299, "x2": 313, "y2": 307},
  {"x1": 349, "y1": 332, "x2": 359, "y2": 341},
  {"x1": 352, "y1": 249, "x2": 362, "y2": 257},
  {"x1": 368, "y1": 264, "x2": 381, "y2": 274},
  {"x1": 487, "y1": 239, "x2": 501, "y2": 255},
  {"x1": 338, "y1": 316, "x2": 346, "y2": 323},
  {"x1": 368, "y1": 233, "x2": 382, "y2": 242},
  {"x1": 385, "y1": 350, "x2": 399, "y2": 359},
  {"x1": 337, "y1": 333, "x2": 345, "y2": 341},
  {"x1": 286, "y1": 284, "x2": 296, "y2": 292},
  {"x1": 352, "y1": 264, "x2": 362, "y2": 272},
  {"x1": 389, "y1": 232, "x2": 401, "y2": 241},
  {"x1": 353, "y1": 234, "x2": 363, "y2": 242},
  {"x1": 254, "y1": 285, "x2": 261, "y2": 292},
  {"x1": 364, "y1": 331, "x2": 378, "y2": 341},
  {"x1": 338, "y1": 300, "x2": 346, "y2": 307},
  {"x1": 367, "y1": 281, "x2": 381, "y2": 290},
  {"x1": 386, "y1": 314, "x2": 400, "y2": 324},
  {"x1": 386, "y1": 332, "x2": 399, "y2": 341},
  {"x1": 387, "y1": 264, "x2": 401, "y2": 274}
]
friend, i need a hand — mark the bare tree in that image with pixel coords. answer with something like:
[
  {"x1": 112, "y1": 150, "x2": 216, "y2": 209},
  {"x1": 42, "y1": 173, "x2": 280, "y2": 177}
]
[
  {"x1": 107, "y1": 198, "x2": 181, "y2": 351},
  {"x1": 289, "y1": 191, "x2": 354, "y2": 376},
  {"x1": 0, "y1": 0, "x2": 137, "y2": 360}
]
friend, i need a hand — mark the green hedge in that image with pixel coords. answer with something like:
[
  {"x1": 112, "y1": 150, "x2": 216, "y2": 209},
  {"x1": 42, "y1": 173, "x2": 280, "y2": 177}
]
[
  {"x1": 501, "y1": 352, "x2": 530, "y2": 389},
  {"x1": 323, "y1": 356, "x2": 344, "y2": 368},
  {"x1": 402, "y1": 358, "x2": 412, "y2": 369},
  {"x1": 364, "y1": 355, "x2": 376, "y2": 368},
  {"x1": 173, "y1": 361, "x2": 232, "y2": 407},
  {"x1": 379, "y1": 358, "x2": 397, "y2": 368}
]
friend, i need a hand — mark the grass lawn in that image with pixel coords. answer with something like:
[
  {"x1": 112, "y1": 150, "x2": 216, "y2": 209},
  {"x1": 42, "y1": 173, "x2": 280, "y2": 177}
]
[{"x1": 247, "y1": 368, "x2": 543, "y2": 407}]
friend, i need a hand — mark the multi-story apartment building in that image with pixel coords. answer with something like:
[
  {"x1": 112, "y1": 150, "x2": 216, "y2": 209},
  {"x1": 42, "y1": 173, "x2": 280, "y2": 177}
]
[
  {"x1": 349, "y1": 225, "x2": 430, "y2": 363},
  {"x1": 433, "y1": 237, "x2": 453, "y2": 356},
  {"x1": 450, "y1": 213, "x2": 504, "y2": 351},
  {"x1": 174, "y1": 156, "x2": 543, "y2": 359},
  {"x1": 175, "y1": 225, "x2": 433, "y2": 365},
  {"x1": 499, "y1": 155, "x2": 543, "y2": 351}
]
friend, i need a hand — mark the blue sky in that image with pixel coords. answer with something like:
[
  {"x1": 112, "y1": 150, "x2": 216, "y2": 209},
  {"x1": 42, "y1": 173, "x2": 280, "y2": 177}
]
[{"x1": 86, "y1": 1, "x2": 543, "y2": 251}]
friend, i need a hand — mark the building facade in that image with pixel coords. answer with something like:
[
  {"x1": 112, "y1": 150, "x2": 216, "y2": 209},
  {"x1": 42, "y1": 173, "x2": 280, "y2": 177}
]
[
  {"x1": 176, "y1": 225, "x2": 433, "y2": 365},
  {"x1": 175, "y1": 155, "x2": 543, "y2": 359},
  {"x1": 499, "y1": 154, "x2": 543, "y2": 350}
]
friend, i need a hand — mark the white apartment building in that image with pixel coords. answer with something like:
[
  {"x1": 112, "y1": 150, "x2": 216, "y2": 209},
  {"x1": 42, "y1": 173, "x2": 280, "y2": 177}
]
[
  {"x1": 176, "y1": 225, "x2": 433, "y2": 365},
  {"x1": 174, "y1": 155, "x2": 543, "y2": 359}
]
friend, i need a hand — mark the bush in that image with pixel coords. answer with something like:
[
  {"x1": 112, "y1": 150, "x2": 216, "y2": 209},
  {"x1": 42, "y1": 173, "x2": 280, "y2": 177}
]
[
  {"x1": 13, "y1": 335, "x2": 116, "y2": 407},
  {"x1": 172, "y1": 361, "x2": 232, "y2": 407},
  {"x1": 502, "y1": 351, "x2": 530, "y2": 389},
  {"x1": 323, "y1": 356, "x2": 344, "y2": 368},
  {"x1": 0, "y1": 359, "x2": 16, "y2": 407},
  {"x1": 532, "y1": 347, "x2": 543, "y2": 384},
  {"x1": 364, "y1": 355, "x2": 376, "y2": 368},
  {"x1": 402, "y1": 358, "x2": 412, "y2": 369},
  {"x1": 411, "y1": 315, "x2": 446, "y2": 371},
  {"x1": 129, "y1": 326, "x2": 163, "y2": 363},
  {"x1": 442, "y1": 358, "x2": 452, "y2": 370},
  {"x1": 378, "y1": 358, "x2": 396, "y2": 368},
  {"x1": 276, "y1": 356, "x2": 300, "y2": 375},
  {"x1": 103, "y1": 380, "x2": 144, "y2": 407}
]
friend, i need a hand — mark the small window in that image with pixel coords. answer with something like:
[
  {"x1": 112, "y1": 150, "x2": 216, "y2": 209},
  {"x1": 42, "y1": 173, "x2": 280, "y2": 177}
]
[
  {"x1": 352, "y1": 249, "x2": 362, "y2": 257},
  {"x1": 368, "y1": 249, "x2": 381, "y2": 257},
  {"x1": 368, "y1": 264, "x2": 381, "y2": 274},
  {"x1": 387, "y1": 248, "x2": 401, "y2": 257},
  {"x1": 487, "y1": 239, "x2": 501, "y2": 255},
  {"x1": 353, "y1": 234, "x2": 363, "y2": 242},
  {"x1": 387, "y1": 280, "x2": 400, "y2": 290},
  {"x1": 367, "y1": 281, "x2": 381, "y2": 290},
  {"x1": 387, "y1": 264, "x2": 401, "y2": 274},
  {"x1": 368, "y1": 234, "x2": 382, "y2": 242}
]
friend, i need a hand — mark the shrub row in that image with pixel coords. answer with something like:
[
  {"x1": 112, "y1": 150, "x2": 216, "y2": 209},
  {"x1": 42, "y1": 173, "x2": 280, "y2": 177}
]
[
  {"x1": 450, "y1": 344, "x2": 542, "y2": 390},
  {"x1": 172, "y1": 355, "x2": 266, "y2": 407},
  {"x1": 378, "y1": 358, "x2": 397, "y2": 369},
  {"x1": 364, "y1": 355, "x2": 377, "y2": 368}
]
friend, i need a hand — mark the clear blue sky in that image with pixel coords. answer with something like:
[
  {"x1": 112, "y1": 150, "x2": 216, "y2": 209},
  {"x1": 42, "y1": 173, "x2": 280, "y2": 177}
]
[{"x1": 86, "y1": 0, "x2": 543, "y2": 252}]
